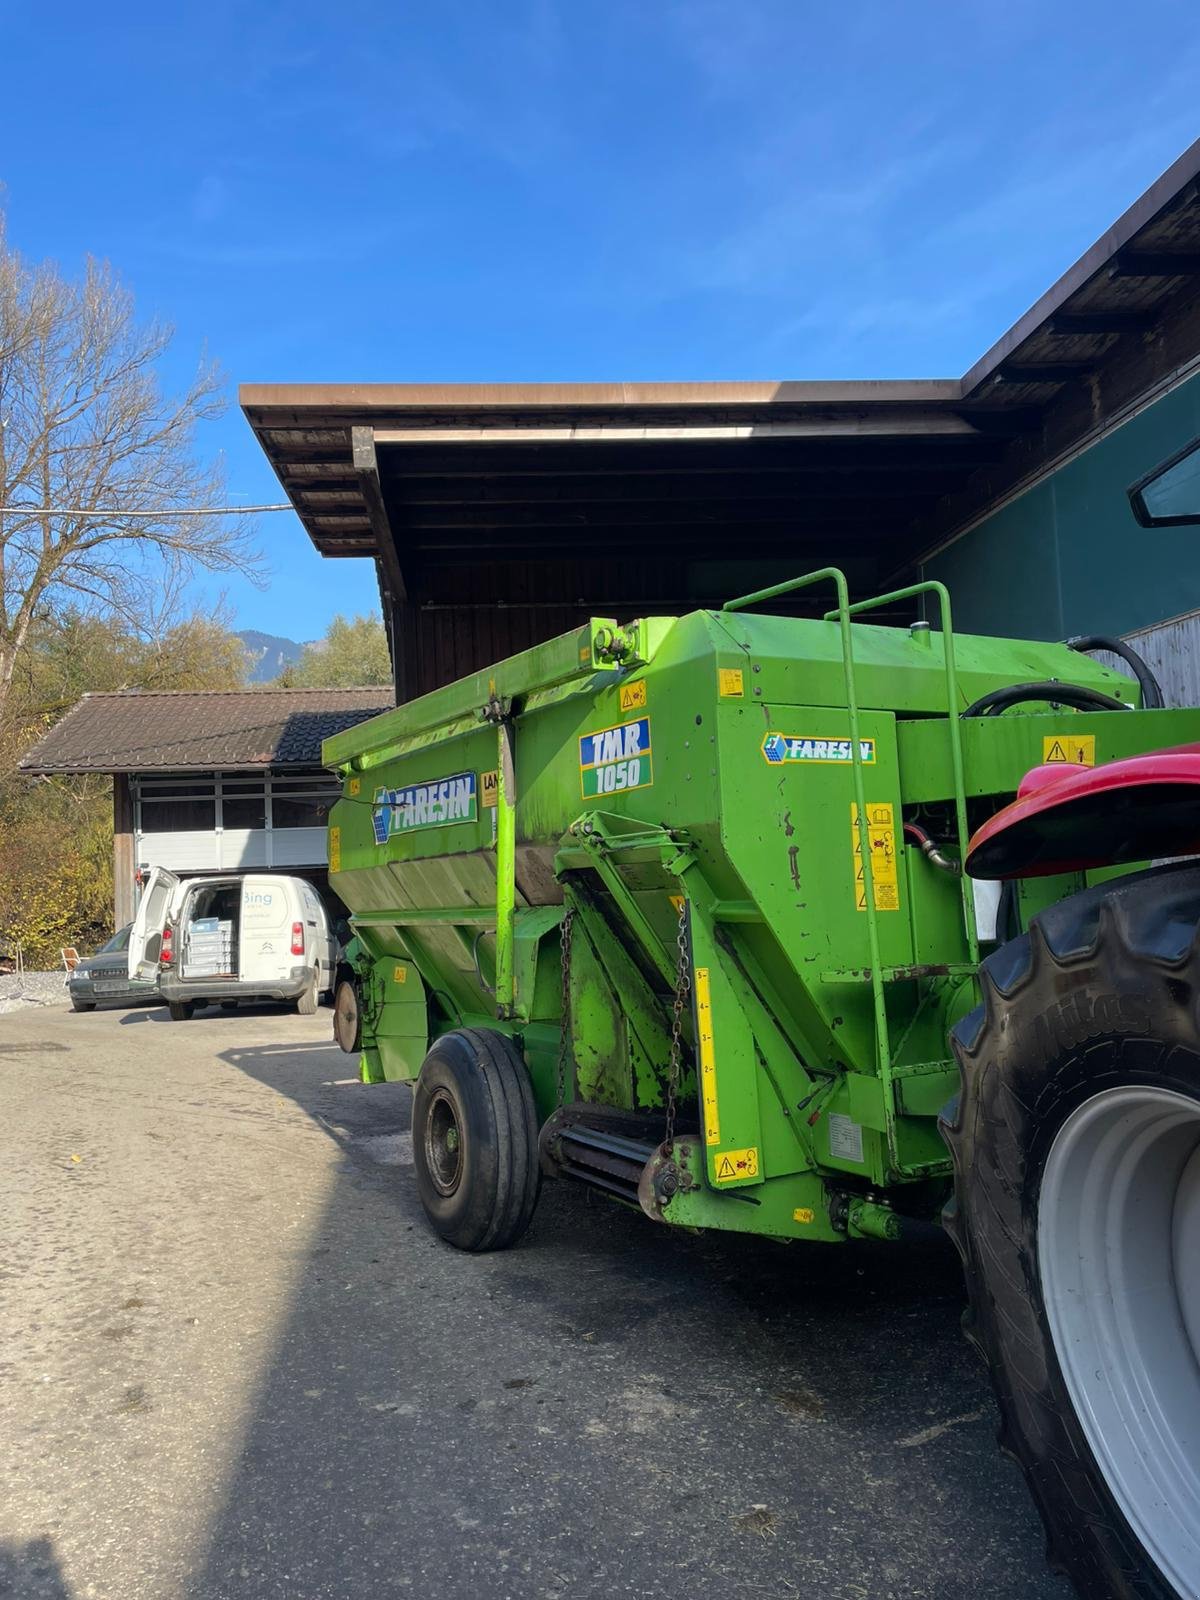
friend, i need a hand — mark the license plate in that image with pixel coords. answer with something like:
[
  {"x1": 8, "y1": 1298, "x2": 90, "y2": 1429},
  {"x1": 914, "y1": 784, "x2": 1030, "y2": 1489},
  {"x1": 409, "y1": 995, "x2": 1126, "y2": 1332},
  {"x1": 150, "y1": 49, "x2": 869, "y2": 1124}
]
[{"x1": 93, "y1": 979, "x2": 129, "y2": 993}]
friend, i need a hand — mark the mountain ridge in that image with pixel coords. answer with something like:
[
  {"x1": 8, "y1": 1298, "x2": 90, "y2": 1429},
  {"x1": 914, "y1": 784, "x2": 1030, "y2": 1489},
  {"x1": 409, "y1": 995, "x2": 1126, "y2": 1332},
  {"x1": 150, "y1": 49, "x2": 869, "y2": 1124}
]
[{"x1": 236, "y1": 629, "x2": 306, "y2": 682}]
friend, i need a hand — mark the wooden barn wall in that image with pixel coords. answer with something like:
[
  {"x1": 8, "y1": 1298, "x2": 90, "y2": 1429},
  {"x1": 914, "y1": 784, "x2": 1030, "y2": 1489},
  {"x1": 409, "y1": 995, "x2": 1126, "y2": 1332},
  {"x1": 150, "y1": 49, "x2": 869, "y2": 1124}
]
[
  {"x1": 386, "y1": 550, "x2": 882, "y2": 700},
  {"x1": 388, "y1": 555, "x2": 675, "y2": 699}
]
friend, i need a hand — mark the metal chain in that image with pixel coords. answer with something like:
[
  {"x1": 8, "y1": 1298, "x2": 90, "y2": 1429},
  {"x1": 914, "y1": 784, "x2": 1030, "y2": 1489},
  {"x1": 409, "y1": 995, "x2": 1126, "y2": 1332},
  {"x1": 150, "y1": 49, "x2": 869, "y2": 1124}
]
[
  {"x1": 662, "y1": 898, "x2": 692, "y2": 1153},
  {"x1": 555, "y1": 905, "x2": 576, "y2": 1108}
]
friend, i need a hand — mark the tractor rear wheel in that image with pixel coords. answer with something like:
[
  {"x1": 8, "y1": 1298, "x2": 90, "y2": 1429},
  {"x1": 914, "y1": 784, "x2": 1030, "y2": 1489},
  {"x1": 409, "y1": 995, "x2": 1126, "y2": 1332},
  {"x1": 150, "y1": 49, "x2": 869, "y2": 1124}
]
[
  {"x1": 412, "y1": 1028, "x2": 540, "y2": 1252},
  {"x1": 944, "y1": 863, "x2": 1200, "y2": 1600}
]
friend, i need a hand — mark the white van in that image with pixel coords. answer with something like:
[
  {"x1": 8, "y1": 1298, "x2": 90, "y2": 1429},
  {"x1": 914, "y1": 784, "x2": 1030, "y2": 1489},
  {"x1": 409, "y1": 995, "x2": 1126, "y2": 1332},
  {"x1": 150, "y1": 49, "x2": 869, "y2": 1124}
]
[{"x1": 129, "y1": 869, "x2": 336, "y2": 1021}]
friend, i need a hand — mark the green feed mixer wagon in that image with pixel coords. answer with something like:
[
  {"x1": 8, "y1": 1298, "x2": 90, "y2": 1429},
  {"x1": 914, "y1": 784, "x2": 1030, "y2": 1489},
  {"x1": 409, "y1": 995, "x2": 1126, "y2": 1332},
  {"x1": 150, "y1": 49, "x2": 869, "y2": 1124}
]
[{"x1": 325, "y1": 569, "x2": 1200, "y2": 1600}]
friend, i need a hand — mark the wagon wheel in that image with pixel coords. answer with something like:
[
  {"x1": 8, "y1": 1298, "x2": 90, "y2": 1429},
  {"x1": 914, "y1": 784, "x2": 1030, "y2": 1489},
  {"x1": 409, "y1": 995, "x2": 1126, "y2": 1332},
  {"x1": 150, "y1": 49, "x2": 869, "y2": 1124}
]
[{"x1": 332, "y1": 976, "x2": 361, "y2": 1053}]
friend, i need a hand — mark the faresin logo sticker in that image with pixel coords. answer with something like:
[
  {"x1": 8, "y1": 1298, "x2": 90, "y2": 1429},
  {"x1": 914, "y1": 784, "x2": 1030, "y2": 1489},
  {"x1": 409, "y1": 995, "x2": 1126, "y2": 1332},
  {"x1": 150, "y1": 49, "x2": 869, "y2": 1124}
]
[
  {"x1": 579, "y1": 716, "x2": 653, "y2": 798},
  {"x1": 762, "y1": 733, "x2": 876, "y2": 765},
  {"x1": 372, "y1": 772, "x2": 478, "y2": 843}
]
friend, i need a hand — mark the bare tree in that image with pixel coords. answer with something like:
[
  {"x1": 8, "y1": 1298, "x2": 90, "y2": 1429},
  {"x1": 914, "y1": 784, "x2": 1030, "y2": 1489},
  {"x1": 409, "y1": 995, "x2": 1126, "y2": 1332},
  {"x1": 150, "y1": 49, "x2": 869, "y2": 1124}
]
[{"x1": 0, "y1": 213, "x2": 261, "y2": 716}]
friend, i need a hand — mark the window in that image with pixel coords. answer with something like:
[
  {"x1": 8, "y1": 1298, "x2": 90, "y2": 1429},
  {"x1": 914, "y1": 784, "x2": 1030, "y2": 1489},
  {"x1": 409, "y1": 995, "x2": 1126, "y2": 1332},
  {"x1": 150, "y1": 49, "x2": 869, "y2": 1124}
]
[
  {"x1": 140, "y1": 795, "x2": 216, "y2": 831},
  {"x1": 134, "y1": 771, "x2": 337, "y2": 836},
  {"x1": 1128, "y1": 436, "x2": 1200, "y2": 527},
  {"x1": 272, "y1": 794, "x2": 332, "y2": 829},
  {"x1": 222, "y1": 793, "x2": 267, "y2": 829},
  {"x1": 271, "y1": 773, "x2": 337, "y2": 829},
  {"x1": 136, "y1": 777, "x2": 217, "y2": 833}
]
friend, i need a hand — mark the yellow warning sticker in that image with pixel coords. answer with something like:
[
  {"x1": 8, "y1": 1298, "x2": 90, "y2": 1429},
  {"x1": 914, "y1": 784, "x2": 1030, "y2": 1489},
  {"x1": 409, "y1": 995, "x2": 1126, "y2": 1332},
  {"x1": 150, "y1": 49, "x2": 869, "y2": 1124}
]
[
  {"x1": 694, "y1": 966, "x2": 720, "y2": 1146},
  {"x1": 793, "y1": 1207, "x2": 815, "y2": 1225},
  {"x1": 393, "y1": 965, "x2": 408, "y2": 984},
  {"x1": 329, "y1": 826, "x2": 341, "y2": 873},
  {"x1": 851, "y1": 802, "x2": 900, "y2": 912},
  {"x1": 669, "y1": 894, "x2": 685, "y2": 913},
  {"x1": 1043, "y1": 733, "x2": 1096, "y2": 767},
  {"x1": 580, "y1": 645, "x2": 592, "y2": 663},
  {"x1": 619, "y1": 678, "x2": 647, "y2": 712},
  {"x1": 481, "y1": 769, "x2": 499, "y2": 807},
  {"x1": 348, "y1": 777, "x2": 361, "y2": 797},
  {"x1": 718, "y1": 667, "x2": 744, "y2": 698},
  {"x1": 714, "y1": 1146, "x2": 759, "y2": 1183}
]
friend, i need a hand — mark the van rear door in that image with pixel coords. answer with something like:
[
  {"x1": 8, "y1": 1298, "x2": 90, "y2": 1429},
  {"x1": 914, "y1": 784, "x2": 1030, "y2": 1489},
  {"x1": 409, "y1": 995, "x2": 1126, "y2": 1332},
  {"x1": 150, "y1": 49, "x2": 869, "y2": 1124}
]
[
  {"x1": 128, "y1": 867, "x2": 180, "y2": 978},
  {"x1": 299, "y1": 881, "x2": 334, "y2": 989},
  {"x1": 239, "y1": 876, "x2": 294, "y2": 981}
]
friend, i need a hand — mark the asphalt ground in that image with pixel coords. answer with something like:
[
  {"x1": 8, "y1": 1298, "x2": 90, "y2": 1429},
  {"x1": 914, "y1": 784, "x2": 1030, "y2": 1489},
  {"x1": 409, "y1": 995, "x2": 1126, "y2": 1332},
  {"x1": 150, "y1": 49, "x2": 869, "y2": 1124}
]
[{"x1": 0, "y1": 1000, "x2": 1072, "y2": 1600}]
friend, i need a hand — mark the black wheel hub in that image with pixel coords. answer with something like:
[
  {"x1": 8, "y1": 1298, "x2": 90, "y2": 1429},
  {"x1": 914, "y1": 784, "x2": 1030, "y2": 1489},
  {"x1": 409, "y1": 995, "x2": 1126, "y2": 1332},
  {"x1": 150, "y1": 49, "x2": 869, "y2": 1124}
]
[{"x1": 425, "y1": 1089, "x2": 464, "y2": 1196}]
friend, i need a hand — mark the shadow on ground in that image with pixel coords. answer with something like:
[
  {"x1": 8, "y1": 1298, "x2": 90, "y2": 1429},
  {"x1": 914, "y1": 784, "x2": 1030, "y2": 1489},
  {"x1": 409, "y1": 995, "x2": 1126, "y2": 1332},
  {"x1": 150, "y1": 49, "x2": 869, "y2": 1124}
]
[
  {"x1": 120, "y1": 1001, "x2": 313, "y2": 1026},
  {"x1": 0, "y1": 1537, "x2": 74, "y2": 1599},
  {"x1": 179, "y1": 1038, "x2": 1068, "y2": 1600}
]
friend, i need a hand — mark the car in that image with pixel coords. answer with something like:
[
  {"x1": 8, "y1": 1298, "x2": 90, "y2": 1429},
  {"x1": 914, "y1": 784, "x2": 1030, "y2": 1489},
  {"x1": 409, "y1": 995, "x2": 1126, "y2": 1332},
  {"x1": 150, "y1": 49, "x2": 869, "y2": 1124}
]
[
  {"x1": 129, "y1": 870, "x2": 337, "y2": 1020},
  {"x1": 68, "y1": 924, "x2": 159, "y2": 1012}
]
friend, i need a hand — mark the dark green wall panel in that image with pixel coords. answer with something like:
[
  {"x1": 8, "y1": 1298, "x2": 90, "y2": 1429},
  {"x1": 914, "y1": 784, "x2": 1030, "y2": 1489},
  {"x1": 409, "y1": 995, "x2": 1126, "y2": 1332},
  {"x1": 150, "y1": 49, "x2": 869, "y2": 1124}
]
[{"x1": 924, "y1": 374, "x2": 1200, "y2": 639}]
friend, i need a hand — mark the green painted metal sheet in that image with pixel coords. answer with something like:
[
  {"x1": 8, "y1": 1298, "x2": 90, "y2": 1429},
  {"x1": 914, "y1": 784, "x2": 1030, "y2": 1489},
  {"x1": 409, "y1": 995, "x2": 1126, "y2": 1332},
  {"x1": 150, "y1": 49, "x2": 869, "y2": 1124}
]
[{"x1": 328, "y1": 578, "x2": 1200, "y2": 1245}]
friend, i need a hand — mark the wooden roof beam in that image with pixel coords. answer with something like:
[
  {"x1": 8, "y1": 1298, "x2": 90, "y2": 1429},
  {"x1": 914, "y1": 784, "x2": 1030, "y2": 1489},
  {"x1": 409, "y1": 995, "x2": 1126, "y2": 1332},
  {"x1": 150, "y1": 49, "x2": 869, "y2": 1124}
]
[
  {"x1": 351, "y1": 427, "x2": 408, "y2": 603},
  {"x1": 1048, "y1": 309, "x2": 1156, "y2": 335},
  {"x1": 1109, "y1": 251, "x2": 1200, "y2": 278}
]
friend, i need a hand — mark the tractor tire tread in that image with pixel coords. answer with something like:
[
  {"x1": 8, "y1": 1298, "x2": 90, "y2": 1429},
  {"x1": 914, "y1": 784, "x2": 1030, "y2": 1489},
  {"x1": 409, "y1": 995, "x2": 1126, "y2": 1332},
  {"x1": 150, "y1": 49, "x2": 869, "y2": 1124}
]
[{"x1": 942, "y1": 860, "x2": 1200, "y2": 1600}]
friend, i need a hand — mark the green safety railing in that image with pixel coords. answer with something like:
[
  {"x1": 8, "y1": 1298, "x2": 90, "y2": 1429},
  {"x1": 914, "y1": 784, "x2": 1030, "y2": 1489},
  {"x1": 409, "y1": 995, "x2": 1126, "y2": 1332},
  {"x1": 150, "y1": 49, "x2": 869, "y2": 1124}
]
[
  {"x1": 827, "y1": 580, "x2": 979, "y2": 974},
  {"x1": 723, "y1": 569, "x2": 979, "y2": 1116},
  {"x1": 723, "y1": 569, "x2": 894, "y2": 1079}
]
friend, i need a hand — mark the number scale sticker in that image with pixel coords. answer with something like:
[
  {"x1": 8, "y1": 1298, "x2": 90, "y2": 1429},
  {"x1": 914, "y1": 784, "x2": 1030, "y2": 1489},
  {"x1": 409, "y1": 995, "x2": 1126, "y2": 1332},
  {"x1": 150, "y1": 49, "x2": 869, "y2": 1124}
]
[
  {"x1": 851, "y1": 802, "x2": 900, "y2": 912},
  {"x1": 694, "y1": 965, "x2": 720, "y2": 1146},
  {"x1": 328, "y1": 826, "x2": 341, "y2": 872},
  {"x1": 578, "y1": 716, "x2": 654, "y2": 798}
]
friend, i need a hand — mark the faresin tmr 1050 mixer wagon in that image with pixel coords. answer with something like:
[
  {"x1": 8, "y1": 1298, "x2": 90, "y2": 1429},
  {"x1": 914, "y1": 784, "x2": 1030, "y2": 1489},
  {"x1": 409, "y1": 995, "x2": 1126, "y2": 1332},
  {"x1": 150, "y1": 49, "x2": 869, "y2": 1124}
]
[{"x1": 323, "y1": 568, "x2": 1200, "y2": 1600}]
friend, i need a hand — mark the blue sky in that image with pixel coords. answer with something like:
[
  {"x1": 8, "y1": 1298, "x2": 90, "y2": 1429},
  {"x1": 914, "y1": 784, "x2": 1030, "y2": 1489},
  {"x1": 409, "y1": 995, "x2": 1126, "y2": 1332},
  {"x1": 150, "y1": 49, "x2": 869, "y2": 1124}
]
[{"x1": 3, "y1": 1, "x2": 1198, "y2": 639}]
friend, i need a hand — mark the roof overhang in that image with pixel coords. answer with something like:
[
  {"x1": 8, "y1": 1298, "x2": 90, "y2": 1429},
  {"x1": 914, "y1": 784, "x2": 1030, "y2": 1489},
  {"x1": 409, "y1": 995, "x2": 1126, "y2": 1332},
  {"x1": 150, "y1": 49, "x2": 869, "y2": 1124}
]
[
  {"x1": 241, "y1": 380, "x2": 1019, "y2": 596},
  {"x1": 242, "y1": 137, "x2": 1200, "y2": 611}
]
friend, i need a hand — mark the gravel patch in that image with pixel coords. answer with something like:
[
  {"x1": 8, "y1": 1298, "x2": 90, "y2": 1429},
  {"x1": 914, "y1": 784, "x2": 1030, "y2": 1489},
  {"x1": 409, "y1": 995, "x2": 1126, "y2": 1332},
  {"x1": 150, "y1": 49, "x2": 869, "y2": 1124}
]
[{"x1": 0, "y1": 970, "x2": 69, "y2": 1014}]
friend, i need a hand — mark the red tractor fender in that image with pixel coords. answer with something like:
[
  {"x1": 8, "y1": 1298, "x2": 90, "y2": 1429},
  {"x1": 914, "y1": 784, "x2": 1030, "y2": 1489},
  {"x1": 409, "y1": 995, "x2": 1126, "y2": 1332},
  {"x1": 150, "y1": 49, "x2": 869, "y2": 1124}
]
[{"x1": 965, "y1": 743, "x2": 1200, "y2": 879}]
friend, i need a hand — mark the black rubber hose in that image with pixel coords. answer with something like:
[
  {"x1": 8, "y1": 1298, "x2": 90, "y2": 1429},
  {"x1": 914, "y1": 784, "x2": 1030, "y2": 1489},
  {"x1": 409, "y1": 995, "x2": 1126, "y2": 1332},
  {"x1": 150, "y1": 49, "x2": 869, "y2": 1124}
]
[
  {"x1": 1065, "y1": 634, "x2": 1165, "y2": 709},
  {"x1": 960, "y1": 680, "x2": 1131, "y2": 718}
]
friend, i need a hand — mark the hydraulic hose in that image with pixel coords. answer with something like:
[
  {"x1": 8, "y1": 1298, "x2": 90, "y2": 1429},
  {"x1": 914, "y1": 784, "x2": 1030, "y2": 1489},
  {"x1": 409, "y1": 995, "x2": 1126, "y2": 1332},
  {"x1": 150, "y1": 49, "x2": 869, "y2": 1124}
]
[
  {"x1": 960, "y1": 680, "x2": 1131, "y2": 718},
  {"x1": 1065, "y1": 635, "x2": 1165, "y2": 709},
  {"x1": 903, "y1": 821, "x2": 961, "y2": 876}
]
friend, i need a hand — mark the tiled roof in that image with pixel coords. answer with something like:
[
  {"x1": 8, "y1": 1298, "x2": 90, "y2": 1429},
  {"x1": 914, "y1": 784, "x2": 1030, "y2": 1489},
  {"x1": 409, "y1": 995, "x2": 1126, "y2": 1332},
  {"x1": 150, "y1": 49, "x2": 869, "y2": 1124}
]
[{"x1": 19, "y1": 688, "x2": 394, "y2": 774}]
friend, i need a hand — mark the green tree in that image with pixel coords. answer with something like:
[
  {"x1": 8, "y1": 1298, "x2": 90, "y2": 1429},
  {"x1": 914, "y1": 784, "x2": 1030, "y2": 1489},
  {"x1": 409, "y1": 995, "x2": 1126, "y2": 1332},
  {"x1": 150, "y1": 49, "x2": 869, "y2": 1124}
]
[
  {"x1": 277, "y1": 613, "x2": 392, "y2": 688},
  {"x1": 0, "y1": 605, "x2": 249, "y2": 963}
]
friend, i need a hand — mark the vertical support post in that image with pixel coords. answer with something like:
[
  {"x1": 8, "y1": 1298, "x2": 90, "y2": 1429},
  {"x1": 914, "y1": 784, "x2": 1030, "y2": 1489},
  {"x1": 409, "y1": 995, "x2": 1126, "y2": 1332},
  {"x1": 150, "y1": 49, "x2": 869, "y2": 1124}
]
[
  {"x1": 494, "y1": 717, "x2": 517, "y2": 1016},
  {"x1": 112, "y1": 774, "x2": 135, "y2": 928}
]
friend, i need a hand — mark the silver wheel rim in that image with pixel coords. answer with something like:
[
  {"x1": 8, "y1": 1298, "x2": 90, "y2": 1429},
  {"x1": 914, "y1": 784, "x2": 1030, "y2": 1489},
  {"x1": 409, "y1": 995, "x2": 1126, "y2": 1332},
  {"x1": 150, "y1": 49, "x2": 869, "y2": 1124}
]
[{"x1": 1039, "y1": 1085, "x2": 1200, "y2": 1596}]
